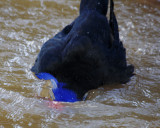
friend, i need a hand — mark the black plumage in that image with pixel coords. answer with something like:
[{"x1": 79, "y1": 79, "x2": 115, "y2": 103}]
[{"x1": 31, "y1": 0, "x2": 134, "y2": 100}]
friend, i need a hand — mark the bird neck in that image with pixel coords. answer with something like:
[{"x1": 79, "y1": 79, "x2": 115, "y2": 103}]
[
  {"x1": 35, "y1": 73, "x2": 79, "y2": 102},
  {"x1": 52, "y1": 84, "x2": 79, "y2": 102}
]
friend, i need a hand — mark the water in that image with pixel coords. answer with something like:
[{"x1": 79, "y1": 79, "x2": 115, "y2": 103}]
[{"x1": 0, "y1": 0, "x2": 160, "y2": 127}]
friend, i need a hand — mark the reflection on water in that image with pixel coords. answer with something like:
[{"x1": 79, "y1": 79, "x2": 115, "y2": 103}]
[{"x1": 0, "y1": 0, "x2": 160, "y2": 127}]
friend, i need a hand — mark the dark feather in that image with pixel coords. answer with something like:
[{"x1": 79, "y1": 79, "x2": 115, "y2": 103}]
[{"x1": 31, "y1": 0, "x2": 134, "y2": 100}]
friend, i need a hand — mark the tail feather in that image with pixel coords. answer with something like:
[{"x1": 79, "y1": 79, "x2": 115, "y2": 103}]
[
  {"x1": 108, "y1": 0, "x2": 134, "y2": 82},
  {"x1": 109, "y1": 0, "x2": 120, "y2": 43},
  {"x1": 80, "y1": 0, "x2": 109, "y2": 15}
]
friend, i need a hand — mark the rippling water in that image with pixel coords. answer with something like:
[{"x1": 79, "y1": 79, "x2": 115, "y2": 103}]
[{"x1": 0, "y1": 0, "x2": 160, "y2": 127}]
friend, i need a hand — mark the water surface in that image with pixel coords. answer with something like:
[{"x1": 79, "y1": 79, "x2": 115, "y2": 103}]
[{"x1": 0, "y1": 0, "x2": 160, "y2": 127}]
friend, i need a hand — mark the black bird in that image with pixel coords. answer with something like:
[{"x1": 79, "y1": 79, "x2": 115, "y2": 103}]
[{"x1": 31, "y1": 0, "x2": 134, "y2": 102}]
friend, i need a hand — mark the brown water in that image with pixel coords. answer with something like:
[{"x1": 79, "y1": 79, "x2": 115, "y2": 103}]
[{"x1": 0, "y1": 0, "x2": 160, "y2": 127}]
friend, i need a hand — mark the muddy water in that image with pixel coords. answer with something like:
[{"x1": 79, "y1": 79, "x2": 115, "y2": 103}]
[{"x1": 0, "y1": 0, "x2": 160, "y2": 127}]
